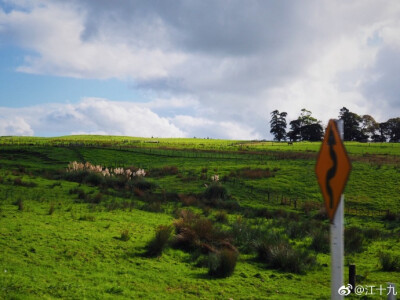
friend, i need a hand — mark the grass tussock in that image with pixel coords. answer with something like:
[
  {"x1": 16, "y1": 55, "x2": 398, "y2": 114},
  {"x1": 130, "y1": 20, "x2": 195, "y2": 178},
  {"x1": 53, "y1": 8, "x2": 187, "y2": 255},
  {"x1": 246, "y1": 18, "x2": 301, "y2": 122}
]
[
  {"x1": 208, "y1": 248, "x2": 238, "y2": 278},
  {"x1": 255, "y1": 238, "x2": 316, "y2": 274},
  {"x1": 379, "y1": 252, "x2": 400, "y2": 272},
  {"x1": 145, "y1": 225, "x2": 173, "y2": 257},
  {"x1": 345, "y1": 226, "x2": 365, "y2": 254},
  {"x1": 120, "y1": 229, "x2": 131, "y2": 241},
  {"x1": 14, "y1": 198, "x2": 24, "y2": 211},
  {"x1": 149, "y1": 166, "x2": 179, "y2": 177}
]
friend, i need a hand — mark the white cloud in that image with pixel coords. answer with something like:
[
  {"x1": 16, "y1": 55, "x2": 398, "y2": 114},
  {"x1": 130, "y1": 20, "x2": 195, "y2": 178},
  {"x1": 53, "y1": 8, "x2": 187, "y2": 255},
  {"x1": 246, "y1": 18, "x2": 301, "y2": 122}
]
[
  {"x1": 0, "y1": 116, "x2": 33, "y2": 136},
  {"x1": 0, "y1": 98, "x2": 185, "y2": 137},
  {"x1": 1, "y1": 1, "x2": 185, "y2": 79},
  {"x1": 171, "y1": 115, "x2": 261, "y2": 140},
  {"x1": 1, "y1": 1, "x2": 400, "y2": 139},
  {"x1": 0, "y1": 98, "x2": 263, "y2": 139}
]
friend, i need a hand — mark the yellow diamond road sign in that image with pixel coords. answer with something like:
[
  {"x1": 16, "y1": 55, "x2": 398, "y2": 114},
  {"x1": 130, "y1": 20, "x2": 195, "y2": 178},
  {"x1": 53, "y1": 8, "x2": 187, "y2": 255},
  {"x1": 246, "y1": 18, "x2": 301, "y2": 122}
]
[{"x1": 315, "y1": 119, "x2": 351, "y2": 222}]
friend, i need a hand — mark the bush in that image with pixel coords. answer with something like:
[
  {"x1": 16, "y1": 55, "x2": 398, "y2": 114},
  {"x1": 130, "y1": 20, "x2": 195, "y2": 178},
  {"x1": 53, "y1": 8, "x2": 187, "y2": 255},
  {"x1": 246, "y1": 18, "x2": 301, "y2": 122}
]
[
  {"x1": 132, "y1": 178, "x2": 154, "y2": 191},
  {"x1": 230, "y1": 218, "x2": 263, "y2": 253},
  {"x1": 215, "y1": 210, "x2": 228, "y2": 223},
  {"x1": 146, "y1": 225, "x2": 173, "y2": 257},
  {"x1": 149, "y1": 166, "x2": 179, "y2": 177},
  {"x1": 120, "y1": 229, "x2": 131, "y2": 241},
  {"x1": 48, "y1": 203, "x2": 55, "y2": 215},
  {"x1": 208, "y1": 249, "x2": 238, "y2": 278},
  {"x1": 310, "y1": 229, "x2": 329, "y2": 253},
  {"x1": 142, "y1": 201, "x2": 163, "y2": 213},
  {"x1": 84, "y1": 172, "x2": 105, "y2": 186},
  {"x1": 382, "y1": 210, "x2": 397, "y2": 221},
  {"x1": 379, "y1": 252, "x2": 400, "y2": 271},
  {"x1": 64, "y1": 170, "x2": 90, "y2": 183},
  {"x1": 92, "y1": 193, "x2": 103, "y2": 204},
  {"x1": 15, "y1": 198, "x2": 24, "y2": 211},
  {"x1": 172, "y1": 210, "x2": 216, "y2": 251},
  {"x1": 257, "y1": 240, "x2": 316, "y2": 274},
  {"x1": 345, "y1": 227, "x2": 365, "y2": 253},
  {"x1": 69, "y1": 187, "x2": 87, "y2": 201},
  {"x1": 254, "y1": 230, "x2": 316, "y2": 274},
  {"x1": 203, "y1": 183, "x2": 229, "y2": 201}
]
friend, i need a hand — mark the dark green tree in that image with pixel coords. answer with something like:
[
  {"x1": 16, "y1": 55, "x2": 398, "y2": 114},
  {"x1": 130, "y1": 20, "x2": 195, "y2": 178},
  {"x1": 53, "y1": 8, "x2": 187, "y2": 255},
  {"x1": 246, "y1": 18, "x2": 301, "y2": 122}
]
[
  {"x1": 386, "y1": 118, "x2": 400, "y2": 142},
  {"x1": 360, "y1": 115, "x2": 379, "y2": 140},
  {"x1": 338, "y1": 107, "x2": 363, "y2": 141},
  {"x1": 270, "y1": 110, "x2": 287, "y2": 141},
  {"x1": 287, "y1": 119, "x2": 301, "y2": 141},
  {"x1": 287, "y1": 109, "x2": 323, "y2": 141}
]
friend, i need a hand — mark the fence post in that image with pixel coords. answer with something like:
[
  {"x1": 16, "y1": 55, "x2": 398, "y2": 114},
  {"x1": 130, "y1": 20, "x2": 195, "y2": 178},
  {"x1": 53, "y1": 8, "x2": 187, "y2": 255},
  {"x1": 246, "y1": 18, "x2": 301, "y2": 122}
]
[{"x1": 349, "y1": 264, "x2": 356, "y2": 293}]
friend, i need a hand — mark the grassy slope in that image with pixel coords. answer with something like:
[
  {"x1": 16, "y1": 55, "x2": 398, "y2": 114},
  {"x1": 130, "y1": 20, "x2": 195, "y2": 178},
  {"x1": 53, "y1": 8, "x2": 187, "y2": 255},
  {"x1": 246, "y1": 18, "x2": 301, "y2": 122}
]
[{"x1": 0, "y1": 137, "x2": 399, "y2": 299}]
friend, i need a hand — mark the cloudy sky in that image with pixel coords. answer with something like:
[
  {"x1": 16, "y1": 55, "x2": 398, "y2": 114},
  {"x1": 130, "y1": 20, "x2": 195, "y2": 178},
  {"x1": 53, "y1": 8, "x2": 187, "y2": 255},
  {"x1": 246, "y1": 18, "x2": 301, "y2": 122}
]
[{"x1": 0, "y1": 0, "x2": 399, "y2": 139}]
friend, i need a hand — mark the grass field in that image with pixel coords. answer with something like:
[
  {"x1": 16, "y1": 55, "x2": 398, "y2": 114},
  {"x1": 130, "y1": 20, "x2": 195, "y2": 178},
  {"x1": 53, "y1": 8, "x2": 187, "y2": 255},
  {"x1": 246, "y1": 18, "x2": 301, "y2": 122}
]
[{"x1": 1, "y1": 136, "x2": 399, "y2": 299}]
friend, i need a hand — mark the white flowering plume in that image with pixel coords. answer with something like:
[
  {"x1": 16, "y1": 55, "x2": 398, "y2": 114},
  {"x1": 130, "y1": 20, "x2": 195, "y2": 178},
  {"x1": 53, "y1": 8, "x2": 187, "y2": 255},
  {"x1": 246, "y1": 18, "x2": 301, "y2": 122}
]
[
  {"x1": 66, "y1": 161, "x2": 145, "y2": 179},
  {"x1": 211, "y1": 174, "x2": 219, "y2": 182}
]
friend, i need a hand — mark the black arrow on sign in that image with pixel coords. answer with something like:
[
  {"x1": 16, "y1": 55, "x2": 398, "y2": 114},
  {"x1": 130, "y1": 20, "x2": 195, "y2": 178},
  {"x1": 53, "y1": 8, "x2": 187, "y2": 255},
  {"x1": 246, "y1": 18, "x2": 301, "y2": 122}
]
[{"x1": 326, "y1": 128, "x2": 337, "y2": 209}]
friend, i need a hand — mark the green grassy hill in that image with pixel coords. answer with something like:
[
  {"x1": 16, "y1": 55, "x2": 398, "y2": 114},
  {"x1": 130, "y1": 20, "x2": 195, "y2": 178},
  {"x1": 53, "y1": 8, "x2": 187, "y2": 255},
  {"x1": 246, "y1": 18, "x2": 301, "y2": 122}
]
[{"x1": 1, "y1": 137, "x2": 399, "y2": 299}]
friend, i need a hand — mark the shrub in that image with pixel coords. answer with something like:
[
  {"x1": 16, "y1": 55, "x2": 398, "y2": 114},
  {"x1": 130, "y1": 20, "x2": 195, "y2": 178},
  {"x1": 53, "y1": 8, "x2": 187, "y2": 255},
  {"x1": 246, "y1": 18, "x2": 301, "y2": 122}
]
[
  {"x1": 285, "y1": 221, "x2": 308, "y2": 239},
  {"x1": 203, "y1": 183, "x2": 229, "y2": 201},
  {"x1": 379, "y1": 252, "x2": 400, "y2": 271},
  {"x1": 146, "y1": 225, "x2": 173, "y2": 257},
  {"x1": 215, "y1": 210, "x2": 228, "y2": 223},
  {"x1": 208, "y1": 249, "x2": 238, "y2": 278},
  {"x1": 120, "y1": 229, "x2": 131, "y2": 241},
  {"x1": 149, "y1": 166, "x2": 179, "y2": 177},
  {"x1": 303, "y1": 201, "x2": 318, "y2": 215},
  {"x1": 345, "y1": 227, "x2": 365, "y2": 253},
  {"x1": 15, "y1": 198, "x2": 24, "y2": 211},
  {"x1": 310, "y1": 229, "x2": 329, "y2": 253},
  {"x1": 363, "y1": 227, "x2": 385, "y2": 240},
  {"x1": 172, "y1": 210, "x2": 216, "y2": 250},
  {"x1": 91, "y1": 193, "x2": 103, "y2": 204},
  {"x1": 257, "y1": 240, "x2": 316, "y2": 274},
  {"x1": 64, "y1": 170, "x2": 90, "y2": 183},
  {"x1": 313, "y1": 207, "x2": 328, "y2": 220},
  {"x1": 230, "y1": 218, "x2": 263, "y2": 253},
  {"x1": 179, "y1": 194, "x2": 198, "y2": 206},
  {"x1": 84, "y1": 172, "x2": 105, "y2": 186},
  {"x1": 0, "y1": 176, "x2": 3, "y2": 184},
  {"x1": 142, "y1": 202, "x2": 162, "y2": 213},
  {"x1": 254, "y1": 208, "x2": 273, "y2": 219},
  {"x1": 48, "y1": 203, "x2": 55, "y2": 215},
  {"x1": 133, "y1": 178, "x2": 154, "y2": 191},
  {"x1": 383, "y1": 210, "x2": 397, "y2": 221}
]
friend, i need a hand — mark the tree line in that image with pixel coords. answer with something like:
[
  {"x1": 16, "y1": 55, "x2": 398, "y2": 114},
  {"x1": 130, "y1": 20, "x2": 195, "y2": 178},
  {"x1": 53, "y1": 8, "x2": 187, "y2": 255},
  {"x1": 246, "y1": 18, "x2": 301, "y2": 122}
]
[{"x1": 270, "y1": 107, "x2": 400, "y2": 142}]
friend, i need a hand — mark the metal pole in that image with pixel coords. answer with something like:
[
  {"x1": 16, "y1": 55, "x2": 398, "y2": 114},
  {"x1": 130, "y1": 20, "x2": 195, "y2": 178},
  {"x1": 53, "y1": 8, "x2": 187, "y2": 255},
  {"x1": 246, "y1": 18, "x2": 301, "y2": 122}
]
[{"x1": 331, "y1": 119, "x2": 344, "y2": 300}]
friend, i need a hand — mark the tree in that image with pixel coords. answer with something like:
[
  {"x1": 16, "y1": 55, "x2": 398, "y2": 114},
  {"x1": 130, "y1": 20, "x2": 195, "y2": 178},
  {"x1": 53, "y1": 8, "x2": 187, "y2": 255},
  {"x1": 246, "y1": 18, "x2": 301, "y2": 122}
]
[
  {"x1": 270, "y1": 110, "x2": 287, "y2": 141},
  {"x1": 287, "y1": 119, "x2": 301, "y2": 142},
  {"x1": 338, "y1": 107, "x2": 363, "y2": 141},
  {"x1": 386, "y1": 118, "x2": 400, "y2": 142},
  {"x1": 287, "y1": 109, "x2": 323, "y2": 141},
  {"x1": 360, "y1": 115, "x2": 379, "y2": 141},
  {"x1": 301, "y1": 123, "x2": 324, "y2": 141}
]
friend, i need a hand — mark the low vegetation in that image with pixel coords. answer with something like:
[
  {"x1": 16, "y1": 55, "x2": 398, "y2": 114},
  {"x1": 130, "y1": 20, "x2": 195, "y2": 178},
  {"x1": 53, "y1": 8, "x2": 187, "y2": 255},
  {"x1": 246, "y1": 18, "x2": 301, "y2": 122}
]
[{"x1": 0, "y1": 137, "x2": 399, "y2": 299}]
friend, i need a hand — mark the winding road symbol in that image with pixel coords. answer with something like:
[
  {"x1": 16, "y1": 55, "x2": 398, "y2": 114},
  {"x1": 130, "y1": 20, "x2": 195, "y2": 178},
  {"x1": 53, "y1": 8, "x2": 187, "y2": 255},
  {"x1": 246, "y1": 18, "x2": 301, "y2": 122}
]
[
  {"x1": 315, "y1": 119, "x2": 351, "y2": 222},
  {"x1": 326, "y1": 129, "x2": 337, "y2": 209}
]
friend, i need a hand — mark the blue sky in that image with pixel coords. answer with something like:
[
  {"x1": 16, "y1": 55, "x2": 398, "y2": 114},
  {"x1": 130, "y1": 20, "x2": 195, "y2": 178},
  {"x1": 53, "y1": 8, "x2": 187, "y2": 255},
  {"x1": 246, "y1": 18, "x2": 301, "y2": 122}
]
[{"x1": 1, "y1": 0, "x2": 400, "y2": 138}]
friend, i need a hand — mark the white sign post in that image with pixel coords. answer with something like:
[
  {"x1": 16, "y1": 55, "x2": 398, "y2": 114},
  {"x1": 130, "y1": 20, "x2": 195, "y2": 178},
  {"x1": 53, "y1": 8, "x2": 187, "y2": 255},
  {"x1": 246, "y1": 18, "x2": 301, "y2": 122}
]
[{"x1": 331, "y1": 120, "x2": 344, "y2": 300}]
